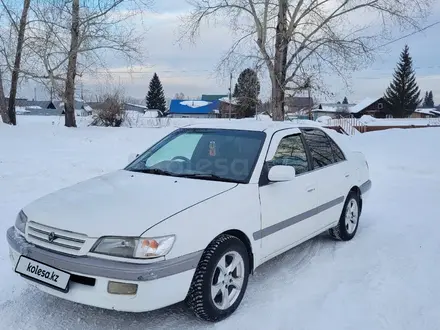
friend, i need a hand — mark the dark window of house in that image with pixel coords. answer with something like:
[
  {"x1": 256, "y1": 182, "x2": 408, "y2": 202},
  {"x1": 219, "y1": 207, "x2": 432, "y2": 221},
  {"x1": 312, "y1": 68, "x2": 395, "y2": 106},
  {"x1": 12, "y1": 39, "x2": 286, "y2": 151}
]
[
  {"x1": 328, "y1": 137, "x2": 346, "y2": 162},
  {"x1": 301, "y1": 128, "x2": 335, "y2": 168},
  {"x1": 268, "y1": 134, "x2": 310, "y2": 175}
]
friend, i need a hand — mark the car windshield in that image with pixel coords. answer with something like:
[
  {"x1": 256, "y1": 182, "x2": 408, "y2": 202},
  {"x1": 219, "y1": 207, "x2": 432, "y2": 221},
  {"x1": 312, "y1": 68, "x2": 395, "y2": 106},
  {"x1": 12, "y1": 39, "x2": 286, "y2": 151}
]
[{"x1": 125, "y1": 128, "x2": 266, "y2": 183}]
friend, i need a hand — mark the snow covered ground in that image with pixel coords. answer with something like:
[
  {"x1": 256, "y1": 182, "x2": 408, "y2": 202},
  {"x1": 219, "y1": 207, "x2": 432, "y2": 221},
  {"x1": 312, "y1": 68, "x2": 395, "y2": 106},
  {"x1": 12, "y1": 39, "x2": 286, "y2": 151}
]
[
  {"x1": 1, "y1": 117, "x2": 440, "y2": 329},
  {"x1": 320, "y1": 115, "x2": 440, "y2": 127}
]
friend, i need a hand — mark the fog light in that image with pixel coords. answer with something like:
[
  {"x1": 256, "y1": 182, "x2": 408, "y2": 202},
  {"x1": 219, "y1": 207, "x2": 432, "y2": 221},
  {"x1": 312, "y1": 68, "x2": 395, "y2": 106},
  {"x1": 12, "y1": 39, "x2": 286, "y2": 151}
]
[{"x1": 107, "y1": 281, "x2": 138, "y2": 295}]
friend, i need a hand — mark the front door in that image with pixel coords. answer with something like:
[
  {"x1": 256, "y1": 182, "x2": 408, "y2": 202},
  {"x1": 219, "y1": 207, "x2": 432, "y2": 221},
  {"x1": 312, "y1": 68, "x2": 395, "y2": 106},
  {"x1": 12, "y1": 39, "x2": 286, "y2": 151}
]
[{"x1": 257, "y1": 129, "x2": 319, "y2": 261}]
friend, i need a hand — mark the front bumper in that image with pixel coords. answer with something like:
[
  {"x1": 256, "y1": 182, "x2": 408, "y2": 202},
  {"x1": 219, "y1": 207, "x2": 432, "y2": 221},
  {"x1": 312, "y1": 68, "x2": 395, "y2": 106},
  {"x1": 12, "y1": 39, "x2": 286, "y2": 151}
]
[{"x1": 7, "y1": 227, "x2": 201, "y2": 312}]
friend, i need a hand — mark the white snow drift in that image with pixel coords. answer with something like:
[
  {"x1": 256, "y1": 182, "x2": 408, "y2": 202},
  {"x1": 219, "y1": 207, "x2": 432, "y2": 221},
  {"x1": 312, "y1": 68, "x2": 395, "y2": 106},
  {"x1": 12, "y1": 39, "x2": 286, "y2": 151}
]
[{"x1": 1, "y1": 117, "x2": 440, "y2": 329}]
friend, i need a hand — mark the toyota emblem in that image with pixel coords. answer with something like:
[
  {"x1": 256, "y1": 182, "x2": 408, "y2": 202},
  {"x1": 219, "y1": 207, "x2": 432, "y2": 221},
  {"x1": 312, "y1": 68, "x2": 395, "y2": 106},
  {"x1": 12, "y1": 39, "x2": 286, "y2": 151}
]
[{"x1": 48, "y1": 232, "x2": 56, "y2": 242}]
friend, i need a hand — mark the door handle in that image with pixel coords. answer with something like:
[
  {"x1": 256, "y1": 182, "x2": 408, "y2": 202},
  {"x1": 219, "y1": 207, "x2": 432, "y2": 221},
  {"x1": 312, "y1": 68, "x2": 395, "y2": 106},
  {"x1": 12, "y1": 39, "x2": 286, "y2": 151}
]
[
  {"x1": 345, "y1": 173, "x2": 350, "y2": 178},
  {"x1": 307, "y1": 187, "x2": 315, "y2": 192}
]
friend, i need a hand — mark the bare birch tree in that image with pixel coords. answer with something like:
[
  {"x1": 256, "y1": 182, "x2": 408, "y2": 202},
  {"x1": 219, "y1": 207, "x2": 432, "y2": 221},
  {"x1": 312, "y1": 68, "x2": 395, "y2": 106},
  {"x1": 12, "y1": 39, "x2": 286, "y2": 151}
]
[
  {"x1": 1, "y1": 0, "x2": 147, "y2": 127},
  {"x1": 0, "y1": 69, "x2": 8, "y2": 123},
  {"x1": 182, "y1": 0, "x2": 432, "y2": 120},
  {"x1": 0, "y1": 6, "x2": 10, "y2": 124},
  {"x1": 64, "y1": 0, "x2": 80, "y2": 127},
  {"x1": 0, "y1": 0, "x2": 31, "y2": 125}
]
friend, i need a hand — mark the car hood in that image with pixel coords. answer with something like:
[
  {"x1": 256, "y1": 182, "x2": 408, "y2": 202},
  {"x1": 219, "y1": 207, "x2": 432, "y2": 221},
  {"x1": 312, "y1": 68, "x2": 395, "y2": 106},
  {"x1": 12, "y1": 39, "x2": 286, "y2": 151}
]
[{"x1": 23, "y1": 170, "x2": 237, "y2": 237}]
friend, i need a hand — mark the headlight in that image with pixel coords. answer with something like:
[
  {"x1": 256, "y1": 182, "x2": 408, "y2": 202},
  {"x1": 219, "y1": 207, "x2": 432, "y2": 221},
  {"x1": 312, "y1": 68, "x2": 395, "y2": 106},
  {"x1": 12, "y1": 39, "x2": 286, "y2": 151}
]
[
  {"x1": 15, "y1": 210, "x2": 28, "y2": 233},
  {"x1": 91, "y1": 235, "x2": 175, "y2": 259}
]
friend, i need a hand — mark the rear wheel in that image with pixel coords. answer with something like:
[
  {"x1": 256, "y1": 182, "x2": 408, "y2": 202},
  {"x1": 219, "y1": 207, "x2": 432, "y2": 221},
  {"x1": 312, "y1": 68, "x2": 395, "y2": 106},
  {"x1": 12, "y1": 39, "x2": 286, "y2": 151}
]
[
  {"x1": 329, "y1": 191, "x2": 360, "y2": 241},
  {"x1": 185, "y1": 234, "x2": 250, "y2": 322}
]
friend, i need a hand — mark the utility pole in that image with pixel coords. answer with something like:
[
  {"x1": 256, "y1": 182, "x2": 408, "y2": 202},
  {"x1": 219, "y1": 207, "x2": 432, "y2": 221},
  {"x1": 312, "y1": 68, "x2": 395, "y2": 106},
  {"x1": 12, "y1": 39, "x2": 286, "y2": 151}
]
[
  {"x1": 255, "y1": 65, "x2": 259, "y2": 120},
  {"x1": 228, "y1": 72, "x2": 232, "y2": 120},
  {"x1": 308, "y1": 86, "x2": 312, "y2": 120}
]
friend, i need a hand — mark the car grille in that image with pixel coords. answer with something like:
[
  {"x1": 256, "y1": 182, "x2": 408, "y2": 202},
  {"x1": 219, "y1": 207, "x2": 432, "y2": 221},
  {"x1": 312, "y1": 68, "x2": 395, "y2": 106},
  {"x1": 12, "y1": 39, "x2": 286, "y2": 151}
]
[{"x1": 26, "y1": 221, "x2": 88, "y2": 255}]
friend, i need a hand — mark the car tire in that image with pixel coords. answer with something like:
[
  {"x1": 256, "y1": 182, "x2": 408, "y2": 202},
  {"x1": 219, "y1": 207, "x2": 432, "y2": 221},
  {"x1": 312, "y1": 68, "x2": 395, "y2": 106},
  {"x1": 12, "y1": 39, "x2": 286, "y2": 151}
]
[
  {"x1": 329, "y1": 191, "x2": 361, "y2": 241},
  {"x1": 185, "y1": 234, "x2": 250, "y2": 322}
]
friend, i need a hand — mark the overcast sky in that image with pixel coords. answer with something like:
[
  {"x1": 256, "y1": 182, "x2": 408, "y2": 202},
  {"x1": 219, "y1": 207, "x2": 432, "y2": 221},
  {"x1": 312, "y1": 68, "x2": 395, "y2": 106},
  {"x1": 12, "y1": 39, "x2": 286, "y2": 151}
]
[{"x1": 20, "y1": 0, "x2": 440, "y2": 105}]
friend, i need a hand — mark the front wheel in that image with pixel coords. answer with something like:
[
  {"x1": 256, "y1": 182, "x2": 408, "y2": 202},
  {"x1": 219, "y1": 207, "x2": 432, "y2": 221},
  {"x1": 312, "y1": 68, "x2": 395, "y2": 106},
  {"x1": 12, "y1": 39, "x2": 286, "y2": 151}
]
[
  {"x1": 329, "y1": 191, "x2": 360, "y2": 241},
  {"x1": 185, "y1": 234, "x2": 250, "y2": 322}
]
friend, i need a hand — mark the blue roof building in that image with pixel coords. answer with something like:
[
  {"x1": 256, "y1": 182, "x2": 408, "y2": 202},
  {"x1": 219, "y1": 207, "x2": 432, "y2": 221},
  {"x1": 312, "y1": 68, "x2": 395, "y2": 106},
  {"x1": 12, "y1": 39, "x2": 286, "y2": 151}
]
[
  {"x1": 201, "y1": 94, "x2": 228, "y2": 102},
  {"x1": 168, "y1": 99, "x2": 221, "y2": 118}
]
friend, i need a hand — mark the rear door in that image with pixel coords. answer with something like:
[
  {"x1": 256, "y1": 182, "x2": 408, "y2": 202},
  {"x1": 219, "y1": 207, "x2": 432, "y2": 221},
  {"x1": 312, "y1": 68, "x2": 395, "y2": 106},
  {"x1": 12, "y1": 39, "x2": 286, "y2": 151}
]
[
  {"x1": 257, "y1": 129, "x2": 319, "y2": 261},
  {"x1": 300, "y1": 128, "x2": 350, "y2": 229}
]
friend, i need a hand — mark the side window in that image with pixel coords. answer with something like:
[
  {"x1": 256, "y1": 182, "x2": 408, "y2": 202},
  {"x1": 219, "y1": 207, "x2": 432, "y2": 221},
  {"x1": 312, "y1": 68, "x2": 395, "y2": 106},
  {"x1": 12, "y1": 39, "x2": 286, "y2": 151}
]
[
  {"x1": 301, "y1": 129, "x2": 335, "y2": 168},
  {"x1": 268, "y1": 134, "x2": 310, "y2": 175},
  {"x1": 328, "y1": 137, "x2": 346, "y2": 162}
]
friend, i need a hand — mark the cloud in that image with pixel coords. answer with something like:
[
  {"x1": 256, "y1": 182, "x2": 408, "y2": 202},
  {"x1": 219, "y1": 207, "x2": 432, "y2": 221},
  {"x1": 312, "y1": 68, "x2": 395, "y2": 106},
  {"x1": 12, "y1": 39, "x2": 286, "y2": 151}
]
[
  {"x1": 16, "y1": 1, "x2": 440, "y2": 106},
  {"x1": 103, "y1": 2, "x2": 440, "y2": 103},
  {"x1": 78, "y1": 7, "x2": 237, "y2": 99}
]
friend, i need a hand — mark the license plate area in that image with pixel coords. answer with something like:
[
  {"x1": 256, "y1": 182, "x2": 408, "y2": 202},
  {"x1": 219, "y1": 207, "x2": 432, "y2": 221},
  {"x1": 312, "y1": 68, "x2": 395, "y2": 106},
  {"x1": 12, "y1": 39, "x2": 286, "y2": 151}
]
[{"x1": 15, "y1": 256, "x2": 71, "y2": 293}]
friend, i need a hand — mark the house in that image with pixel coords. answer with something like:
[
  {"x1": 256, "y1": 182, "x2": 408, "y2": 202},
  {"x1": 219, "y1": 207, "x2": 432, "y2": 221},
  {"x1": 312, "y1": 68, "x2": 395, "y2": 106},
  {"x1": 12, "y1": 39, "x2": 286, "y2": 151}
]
[
  {"x1": 168, "y1": 99, "x2": 221, "y2": 118},
  {"x1": 64, "y1": 100, "x2": 93, "y2": 116},
  {"x1": 410, "y1": 108, "x2": 440, "y2": 118},
  {"x1": 349, "y1": 97, "x2": 390, "y2": 118},
  {"x1": 9, "y1": 97, "x2": 94, "y2": 116},
  {"x1": 218, "y1": 96, "x2": 239, "y2": 118},
  {"x1": 312, "y1": 103, "x2": 355, "y2": 120},
  {"x1": 124, "y1": 103, "x2": 162, "y2": 117},
  {"x1": 60, "y1": 99, "x2": 93, "y2": 116},
  {"x1": 201, "y1": 94, "x2": 228, "y2": 102},
  {"x1": 124, "y1": 102, "x2": 147, "y2": 113},
  {"x1": 8, "y1": 98, "x2": 63, "y2": 116},
  {"x1": 285, "y1": 96, "x2": 314, "y2": 114},
  {"x1": 311, "y1": 97, "x2": 390, "y2": 120},
  {"x1": 87, "y1": 101, "x2": 107, "y2": 111}
]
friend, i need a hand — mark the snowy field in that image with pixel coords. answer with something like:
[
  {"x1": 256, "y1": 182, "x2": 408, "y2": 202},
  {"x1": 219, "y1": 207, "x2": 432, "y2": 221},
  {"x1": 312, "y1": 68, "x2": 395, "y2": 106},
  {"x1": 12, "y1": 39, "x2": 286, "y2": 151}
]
[{"x1": 1, "y1": 117, "x2": 440, "y2": 329}]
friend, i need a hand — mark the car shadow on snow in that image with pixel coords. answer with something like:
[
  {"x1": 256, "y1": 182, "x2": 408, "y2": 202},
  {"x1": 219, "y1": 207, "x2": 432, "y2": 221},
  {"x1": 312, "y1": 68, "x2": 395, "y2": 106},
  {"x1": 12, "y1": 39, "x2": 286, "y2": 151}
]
[{"x1": 3, "y1": 233, "x2": 339, "y2": 329}]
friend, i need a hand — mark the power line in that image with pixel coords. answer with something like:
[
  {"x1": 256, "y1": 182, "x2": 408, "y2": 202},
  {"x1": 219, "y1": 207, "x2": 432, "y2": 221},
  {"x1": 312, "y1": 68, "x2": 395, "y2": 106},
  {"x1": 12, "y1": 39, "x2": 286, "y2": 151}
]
[
  {"x1": 86, "y1": 64, "x2": 440, "y2": 79},
  {"x1": 92, "y1": 69, "x2": 213, "y2": 74},
  {"x1": 374, "y1": 20, "x2": 440, "y2": 49},
  {"x1": 86, "y1": 21, "x2": 440, "y2": 82}
]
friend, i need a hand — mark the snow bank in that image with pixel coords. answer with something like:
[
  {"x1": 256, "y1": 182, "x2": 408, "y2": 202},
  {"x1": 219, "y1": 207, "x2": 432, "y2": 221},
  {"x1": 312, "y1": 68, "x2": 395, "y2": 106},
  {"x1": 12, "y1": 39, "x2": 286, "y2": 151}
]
[
  {"x1": 15, "y1": 106, "x2": 30, "y2": 114},
  {"x1": 359, "y1": 114, "x2": 376, "y2": 124},
  {"x1": 1, "y1": 116, "x2": 440, "y2": 329},
  {"x1": 179, "y1": 100, "x2": 210, "y2": 108},
  {"x1": 363, "y1": 118, "x2": 440, "y2": 127},
  {"x1": 316, "y1": 115, "x2": 332, "y2": 123}
]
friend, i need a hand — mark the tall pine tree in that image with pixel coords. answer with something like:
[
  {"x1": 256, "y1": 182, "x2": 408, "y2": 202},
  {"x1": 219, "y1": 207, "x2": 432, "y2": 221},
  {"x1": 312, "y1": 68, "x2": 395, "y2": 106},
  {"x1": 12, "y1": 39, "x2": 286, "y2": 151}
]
[
  {"x1": 342, "y1": 97, "x2": 348, "y2": 104},
  {"x1": 235, "y1": 68, "x2": 260, "y2": 118},
  {"x1": 146, "y1": 73, "x2": 166, "y2": 111},
  {"x1": 232, "y1": 83, "x2": 239, "y2": 97},
  {"x1": 384, "y1": 45, "x2": 421, "y2": 117},
  {"x1": 427, "y1": 91, "x2": 435, "y2": 107},
  {"x1": 423, "y1": 91, "x2": 429, "y2": 107}
]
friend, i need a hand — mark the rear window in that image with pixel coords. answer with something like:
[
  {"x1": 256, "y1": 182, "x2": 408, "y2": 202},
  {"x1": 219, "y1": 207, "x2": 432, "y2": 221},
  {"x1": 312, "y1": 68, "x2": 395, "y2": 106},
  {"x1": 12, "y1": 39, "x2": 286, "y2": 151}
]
[{"x1": 301, "y1": 128, "x2": 335, "y2": 168}]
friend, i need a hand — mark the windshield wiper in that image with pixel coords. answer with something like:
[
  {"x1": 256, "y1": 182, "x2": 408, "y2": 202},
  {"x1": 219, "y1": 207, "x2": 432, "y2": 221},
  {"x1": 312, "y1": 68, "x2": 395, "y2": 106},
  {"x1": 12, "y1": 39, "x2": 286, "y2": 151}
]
[
  {"x1": 129, "y1": 168, "x2": 176, "y2": 177},
  {"x1": 178, "y1": 173, "x2": 240, "y2": 183},
  {"x1": 130, "y1": 169, "x2": 241, "y2": 183}
]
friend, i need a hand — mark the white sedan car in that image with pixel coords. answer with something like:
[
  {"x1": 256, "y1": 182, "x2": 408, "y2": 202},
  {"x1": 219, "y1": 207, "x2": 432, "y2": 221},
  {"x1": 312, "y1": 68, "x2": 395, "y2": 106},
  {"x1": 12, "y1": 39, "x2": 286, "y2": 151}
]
[{"x1": 7, "y1": 121, "x2": 371, "y2": 322}]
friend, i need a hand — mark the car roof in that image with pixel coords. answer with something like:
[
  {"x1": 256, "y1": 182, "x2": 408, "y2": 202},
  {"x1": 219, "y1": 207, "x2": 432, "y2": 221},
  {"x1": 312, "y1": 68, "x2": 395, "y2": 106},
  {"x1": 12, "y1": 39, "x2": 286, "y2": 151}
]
[{"x1": 181, "y1": 119, "x2": 324, "y2": 135}]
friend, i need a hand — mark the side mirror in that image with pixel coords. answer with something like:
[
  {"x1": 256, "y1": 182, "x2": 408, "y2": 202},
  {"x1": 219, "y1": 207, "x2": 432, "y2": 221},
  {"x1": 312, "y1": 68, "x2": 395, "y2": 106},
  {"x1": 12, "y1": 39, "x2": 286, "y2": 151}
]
[
  {"x1": 268, "y1": 165, "x2": 296, "y2": 182},
  {"x1": 128, "y1": 153, "x2": 139, "y2": 163}
]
